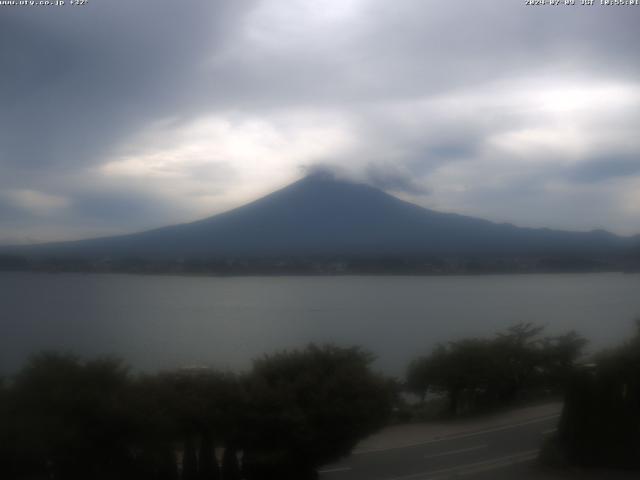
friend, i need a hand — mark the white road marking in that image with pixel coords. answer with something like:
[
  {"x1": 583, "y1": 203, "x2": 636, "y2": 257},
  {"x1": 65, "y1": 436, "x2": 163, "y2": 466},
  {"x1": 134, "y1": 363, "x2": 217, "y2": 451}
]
[
  {"x1": 384, "y1": 449, "x2": 539, "y2": 480},
  {"x1": 354, "y1": 414, "x2": 560, "y2": 455},
  {"x1": 318, "y1": 466, "x2": 352, "y2": 474},
  {"x1": 423, "y1": 444, "x2": 487, "y2": 459},
  {"x1": 542, "y1": 428, "x2": 557, "y2": 435}
]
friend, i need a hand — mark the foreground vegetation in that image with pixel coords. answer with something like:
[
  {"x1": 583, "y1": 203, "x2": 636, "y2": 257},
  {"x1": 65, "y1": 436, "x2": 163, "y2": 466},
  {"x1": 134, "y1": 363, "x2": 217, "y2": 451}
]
[
  {"x1": 0, "y1": 345, "x2": 393, "y2": 480},
  {"x1": 406, "y1": 322, "x2": 640, "y2": 470},
  {"x1": 405, "y1": 323, "x2": 587, "y2": 417},
  {"x1": 1, "y1": 321, "x2": 639, "y2": 478},
  {"x1": 547, "y1": 322, "x2": 640, "y2": 470}
]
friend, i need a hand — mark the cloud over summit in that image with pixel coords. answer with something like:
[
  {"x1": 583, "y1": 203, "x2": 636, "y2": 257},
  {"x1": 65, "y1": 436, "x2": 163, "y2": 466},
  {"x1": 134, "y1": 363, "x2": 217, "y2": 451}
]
[{"x1": 1, "y1": 0, "x2": 639, "y2": 244}]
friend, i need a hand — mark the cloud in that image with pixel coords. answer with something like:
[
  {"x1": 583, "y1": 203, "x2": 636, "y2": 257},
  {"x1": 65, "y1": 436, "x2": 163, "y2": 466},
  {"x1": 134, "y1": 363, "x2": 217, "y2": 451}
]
[
  {"x1": 2, "y1": 190, "x2": 70, "y2": 217},
  {"x1": 568, "y1": 156, "x2": 640, "y2": 183},
  {"x1": 364, "y1": 162, "x2": 430, "y2": 195},
  {"x1": 1, "y1": 0, "x2": 640, "y2": 242},
  {"x1": 0, "y1": 0, "x2": 258, "y2": 171}
]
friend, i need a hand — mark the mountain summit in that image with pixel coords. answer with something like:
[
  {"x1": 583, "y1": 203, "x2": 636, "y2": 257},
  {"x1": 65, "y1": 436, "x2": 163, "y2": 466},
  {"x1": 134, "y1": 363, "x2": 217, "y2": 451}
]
[{"x1": 7, "y1": 174, "x2": 637, "y2": 260}]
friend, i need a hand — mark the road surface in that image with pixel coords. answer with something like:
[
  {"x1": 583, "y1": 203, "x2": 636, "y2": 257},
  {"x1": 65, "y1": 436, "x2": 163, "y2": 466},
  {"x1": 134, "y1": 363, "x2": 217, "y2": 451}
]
[{"x1": 318, "y1": 403, "x2": 634, "y2": 479}]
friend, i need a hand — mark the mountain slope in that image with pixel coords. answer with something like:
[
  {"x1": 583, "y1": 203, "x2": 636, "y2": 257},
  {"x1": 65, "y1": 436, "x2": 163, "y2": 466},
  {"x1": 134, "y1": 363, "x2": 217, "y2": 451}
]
[{"x1": 6, "y1": 173, "x2": 638, "y2": 259}]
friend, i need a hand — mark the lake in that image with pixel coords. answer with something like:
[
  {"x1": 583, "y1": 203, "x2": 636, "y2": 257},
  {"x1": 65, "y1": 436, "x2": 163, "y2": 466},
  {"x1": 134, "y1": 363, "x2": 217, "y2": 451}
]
[{"x1": 1, "y1": 272, "x2": 639, "y2": 377}]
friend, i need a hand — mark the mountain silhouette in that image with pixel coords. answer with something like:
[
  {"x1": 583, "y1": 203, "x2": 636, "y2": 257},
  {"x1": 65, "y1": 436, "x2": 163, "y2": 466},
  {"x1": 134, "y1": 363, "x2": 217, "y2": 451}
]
[{"x1": 6, "y1": 173, "x2": 638, "y2": 259}]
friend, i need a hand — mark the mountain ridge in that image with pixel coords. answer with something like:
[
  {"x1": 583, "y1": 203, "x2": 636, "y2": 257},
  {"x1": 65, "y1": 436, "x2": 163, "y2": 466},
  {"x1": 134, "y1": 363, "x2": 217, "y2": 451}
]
[{"x1": 2, "y1": 173, "x2": 638, "y2": 261}]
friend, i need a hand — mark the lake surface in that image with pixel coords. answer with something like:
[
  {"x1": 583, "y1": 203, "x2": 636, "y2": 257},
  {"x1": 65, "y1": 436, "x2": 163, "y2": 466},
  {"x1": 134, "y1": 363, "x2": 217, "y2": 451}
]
[{"x1": 1, "y1": 272, "x2": 639, "y2": 377}]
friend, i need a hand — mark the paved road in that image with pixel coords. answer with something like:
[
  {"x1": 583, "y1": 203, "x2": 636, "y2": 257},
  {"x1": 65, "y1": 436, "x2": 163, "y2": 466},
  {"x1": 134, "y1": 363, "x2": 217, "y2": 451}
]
[{"x1": 319, "y1": 412, "x2": 562, "y2": 480}]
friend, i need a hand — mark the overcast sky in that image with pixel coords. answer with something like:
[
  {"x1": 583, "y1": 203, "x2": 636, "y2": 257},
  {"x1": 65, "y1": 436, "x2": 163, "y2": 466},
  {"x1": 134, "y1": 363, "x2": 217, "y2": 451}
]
[{"x1": 1, "y1": 0, "x2": 639, "y2": 244}]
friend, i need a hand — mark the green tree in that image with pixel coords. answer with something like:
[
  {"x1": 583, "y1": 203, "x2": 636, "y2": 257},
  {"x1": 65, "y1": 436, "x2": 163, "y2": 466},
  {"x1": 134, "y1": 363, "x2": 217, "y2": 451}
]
[
  {"x1": 555, "y1": 320, "x2": 640, "y2": 469},
  {"x1": 406, "y1": 324, "x2": 587, "y2": 417},
  {"x1": 539, "y1": 331, "x2": 588, "y2": 391},
  {"x1": 0, "y1": 375, "x2": 15, "y2": 477},
  {"x1": 241, "y1": 344, "x2": 393, "y2": 480},
  {"x1": 406, "y1": 356, "x2": 433, "y2": 402},
  {"x1": 198, "y1": 432, "x2": 219, "y2": 480},
  {"x1": 9, "y1": 352, "x2": 135, "y2": 480},
  {"x1": 491, "y1": 323, "x2": 545, "y2": 402},
  {"x1": 133, "y1": 368, "x2": 242, "y2": 480},
  {"x1": 221, "y1": 445, "x2": 241, "y2": 480}
]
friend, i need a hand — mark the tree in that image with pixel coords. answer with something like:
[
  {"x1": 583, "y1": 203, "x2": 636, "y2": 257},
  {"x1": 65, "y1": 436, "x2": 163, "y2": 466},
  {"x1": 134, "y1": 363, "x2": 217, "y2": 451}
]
[
  {"x1": 3, "y1": 345, "x2": 393, "y2": 479},
  {"x1": 555, "y1": 320, "x2": 640, "y2": 469},
  {"x1": 241, "y1": 344, "x2": 393, "y2": 480},
  {"x1": 221, "y1": 445, "x2": 241, "y2": 480},
  {"x1": 406, "y1": 356, "x2": 432, "y2": 402},
  {"x1": 9, "y1": 352, "x2": 135, "y2": 480},
  {"x1": 539, "y1": 331, "x2": 588, "y2": 391},
  {"x1": 198, "y1": 432, "x2": 219, "y2": 480},
  {"x1": 133, "y1": 368, "x2": 242, "y2": 480},
  {"x1": 491, "y1": 323, "x2": 545, "y2": 403},
  {"x1": 406, "y1": 324, "x2": 588, "y2": 416},
  {"x1": 0, "y1": 375, "x2": 15, "y2": 477}
]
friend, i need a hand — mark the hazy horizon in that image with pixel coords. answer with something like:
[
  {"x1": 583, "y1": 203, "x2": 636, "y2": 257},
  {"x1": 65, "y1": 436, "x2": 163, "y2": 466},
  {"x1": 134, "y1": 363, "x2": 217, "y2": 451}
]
[{"x1": 4, "y1": 172, "x2": 640, "y2": 248}]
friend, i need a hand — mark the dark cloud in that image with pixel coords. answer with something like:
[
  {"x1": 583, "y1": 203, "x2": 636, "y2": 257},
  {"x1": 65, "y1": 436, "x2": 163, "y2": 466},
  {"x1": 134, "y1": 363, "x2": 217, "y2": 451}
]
[
  {"x1": 568, "y1": 156, "x2": 640, "y2": 183},
  {"x1": 0, "y1": 0, "x2": 257, "y2": 171},
  {"x1": 364, "y1": 162, "x2": 430, "y2": 195},
  {"x1": 426, "y1": 143, "x2": 477, "y2": 161},
  {"x1": 1, "y1": 0, "x2": 640, "y2": 240},
  {"x1": 299, "y1": 164, "x2": 341, "y2": 178},
  {"x1": 69, "y1": 190, "x2": 178, "y2": 227},
  {"x1": 0, "y1": 198, "x2": 31, "y2": 223},
  {"x1": 207, "y1": 1, "x2": 640, "y2": 109}
]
